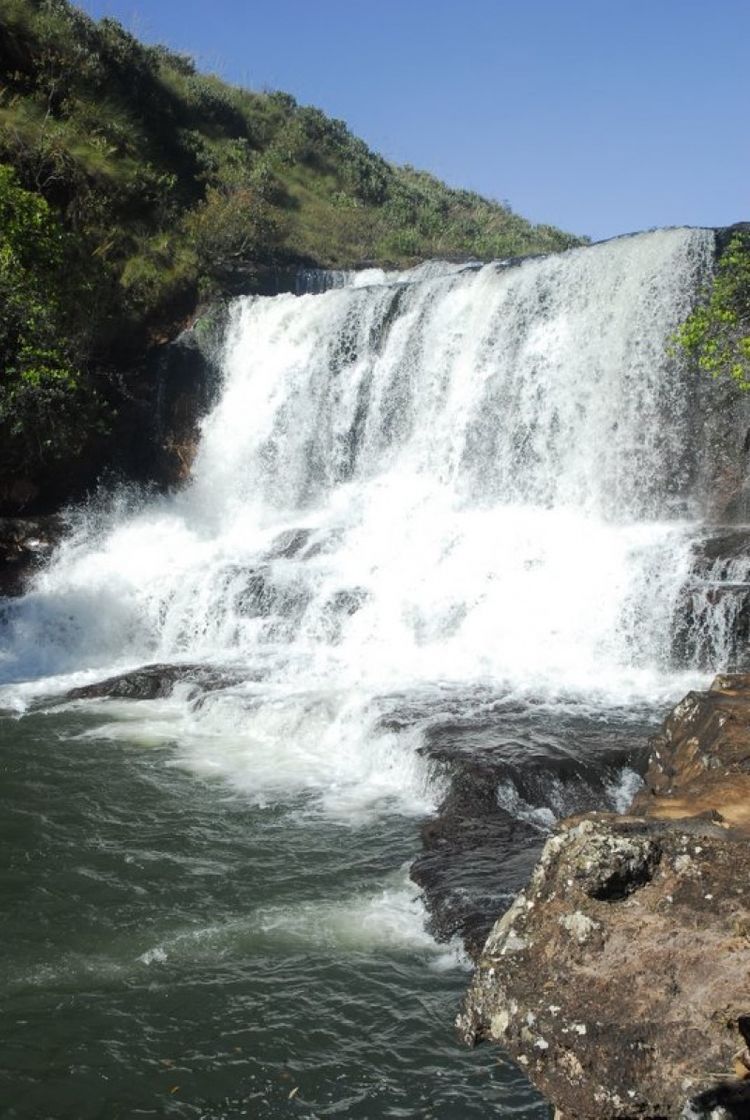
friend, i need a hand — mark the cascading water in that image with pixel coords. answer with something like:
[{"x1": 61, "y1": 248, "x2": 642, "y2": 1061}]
[
  {"x1": 0, "y1": 230, "x2": 722, "y2": 695},
  {"x1": 1, "y1": 227, "x2": 744, "y2": 1119}
]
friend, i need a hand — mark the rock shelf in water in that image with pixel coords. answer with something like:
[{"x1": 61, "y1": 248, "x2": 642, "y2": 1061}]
[{"x1": 457, "y1": 675, "x2": 750, "y2": 1119}]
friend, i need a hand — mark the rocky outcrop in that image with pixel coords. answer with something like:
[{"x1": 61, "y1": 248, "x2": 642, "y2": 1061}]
[
  {"x1": 119, "y1": 303, "x2": 228, "y2": 491},
  {"x1": 458, "y1": 675, "x2": 750, "y2": 1119},
  {"x1": 633, "y1": 675, "x2": 750, "y2": 832}
]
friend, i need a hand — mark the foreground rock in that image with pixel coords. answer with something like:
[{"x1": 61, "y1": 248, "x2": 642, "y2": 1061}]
[{"x1": 458, "y1": 675, "x2": 750, "y2": 1119}]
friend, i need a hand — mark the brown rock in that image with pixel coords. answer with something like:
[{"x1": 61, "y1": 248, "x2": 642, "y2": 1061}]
[
  {"x1": 633, "y1": 674, "x2": 750, "y2": 834},
  {"x1": 459, "y1": 677, "x2": 750, "y2": 1118}
]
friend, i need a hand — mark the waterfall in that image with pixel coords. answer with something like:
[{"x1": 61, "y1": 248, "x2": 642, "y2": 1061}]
[{"x1": 1, "y1": 227, "x2": 743, "y2": 812}]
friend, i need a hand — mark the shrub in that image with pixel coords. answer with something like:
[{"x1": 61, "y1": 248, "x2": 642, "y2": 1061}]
[
  {"x1": 0, "y1": 161, "x2": 107, "y2": 468},
  {"x1": 676, "y1": 231, "x2": 750, "y2": 389},
  {"x1": 184, "y1": 185, "x2": 280, "y2": 281}
]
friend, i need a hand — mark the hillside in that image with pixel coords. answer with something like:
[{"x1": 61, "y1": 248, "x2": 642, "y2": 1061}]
[{"x1": 0, "y1": 0, "x2": 583, "y2": 506}]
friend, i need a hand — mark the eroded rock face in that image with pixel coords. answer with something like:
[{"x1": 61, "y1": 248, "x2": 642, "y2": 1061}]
[{"x1": 459, "y1": 675, "x2": 750, "y2": 1119}]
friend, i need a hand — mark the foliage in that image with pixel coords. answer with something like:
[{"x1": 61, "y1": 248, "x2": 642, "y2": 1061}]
[
  {"x1": 676, "y1": 231, "x2": 750, "y2": 390},
  {"x1": 0, "y1": 162, "x2": 105, "y2": 469},
  {"x1": 184, "y1": 185, "x2": 281, "y2": 290}
]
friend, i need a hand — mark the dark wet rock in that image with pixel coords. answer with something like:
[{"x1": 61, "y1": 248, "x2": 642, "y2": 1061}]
[
  {"x1": 685, "y1": 1080, "x2": 750, "y2": 1119},
  {"x1": 459, "y1": 675, "x2": 750, "y2": 1118},
  {"x1": 0, "y1": 515, "x2": 65, "y2": 597},
  {"x1": 411, "y1": 756, "x2": 544, "y2": 956},
  {"x1": 233, "y1": 566, "x2": 304, "y2": 620},
  {"x1": 139, "y1": 308, "x2": 226, "y2": 489},
  {"x1": 671, "y1": 530, "x2": 750, "y2": 671},
  {"x1": 65, "y1": 663, "x2": 246, "y2": 702},
  {"x1": 410, "y1": 710, "x2": 649, "y2": 957}
]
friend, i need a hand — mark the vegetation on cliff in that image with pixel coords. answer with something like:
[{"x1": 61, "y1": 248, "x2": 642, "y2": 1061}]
[
  {"x1": 676, "y1": 229, "x2": 750, "y2": 390},
  {"x1": 0, "y1": 0, "x2": 582, "y2": 498}
]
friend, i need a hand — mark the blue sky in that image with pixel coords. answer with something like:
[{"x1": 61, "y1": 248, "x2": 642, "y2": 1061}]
[{"x1": 77, "y1": 0, "x2": 748, "y2": 241}]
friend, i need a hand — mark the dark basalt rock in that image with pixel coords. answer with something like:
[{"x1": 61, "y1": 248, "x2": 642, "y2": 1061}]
[
  {"x1": 136, "y1": 308, "x2": 227, "y2": 489},
  {"x1": 671, "y1": 529, "x2": 750, "y2": 671},
  {"x1": 65, "y1": 662, "x2": 246, "y2": 702},
  {"x1": 0, "y1": 515, "x2": 65, "y2": 597},
  {"x1": 410, "y1": 711, "x2": 649, "y2": 958},
  {"x1": 459, "y1": 675, "x2": 750, "y2": 1119}
]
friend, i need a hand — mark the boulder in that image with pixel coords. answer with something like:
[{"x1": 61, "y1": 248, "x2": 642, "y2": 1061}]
[{"x1": 458, "y1": 675, "x2": 750, "y2": 1118}]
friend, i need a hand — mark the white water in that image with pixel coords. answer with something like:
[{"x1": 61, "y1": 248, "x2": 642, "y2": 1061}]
[{"x1": 0, "y1": 228, "x2": 726, "y2": 816}]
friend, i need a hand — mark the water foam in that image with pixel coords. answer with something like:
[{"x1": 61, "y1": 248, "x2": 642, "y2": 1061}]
[{"x1": 133, "y1": 869, "x2": 450, "y2": 964}]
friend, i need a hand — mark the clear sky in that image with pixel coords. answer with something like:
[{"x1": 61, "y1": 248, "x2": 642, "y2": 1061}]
[{"x1": 76, "y1": 0, "x2": 748, "y2": 242}]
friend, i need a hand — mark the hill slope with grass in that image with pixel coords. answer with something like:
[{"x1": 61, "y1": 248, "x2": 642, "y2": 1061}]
[{"x1": 0, "y1": 0, "x2": 584, "y2": 507}]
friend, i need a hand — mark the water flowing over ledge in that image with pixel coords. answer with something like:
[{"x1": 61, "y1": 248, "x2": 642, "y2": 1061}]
[{"x1": 2, "y1": 229, "x2": 742, "y2": 701}]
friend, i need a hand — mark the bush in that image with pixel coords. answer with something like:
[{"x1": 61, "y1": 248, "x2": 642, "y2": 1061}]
[
  {"x1": 184, "y1": 185, "x2": 280, "y2": 282},
  {"x1": 676, "y1": 231, "x2": 750, "y2": 389},
  {"x1": 0, "y1": 161, "x2": 107, "y2": 469}
]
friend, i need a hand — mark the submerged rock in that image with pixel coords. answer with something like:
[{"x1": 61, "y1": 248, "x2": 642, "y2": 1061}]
[
  {"x1": 65, "y1": 662, "x2": 247, "y2": 701},
  {"x1": 458, "y1": 675, "x2": 750, "y2": 1118}
]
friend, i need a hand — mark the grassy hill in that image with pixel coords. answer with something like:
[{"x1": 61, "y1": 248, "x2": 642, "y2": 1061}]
[{"x1": 0, "y1": 0, "x2": 584, "y2": 503}]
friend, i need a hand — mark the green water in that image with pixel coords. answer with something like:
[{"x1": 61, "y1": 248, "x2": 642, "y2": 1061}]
[{"x1": 0, "y1": 707, "x2": 548, "y2": 1119}]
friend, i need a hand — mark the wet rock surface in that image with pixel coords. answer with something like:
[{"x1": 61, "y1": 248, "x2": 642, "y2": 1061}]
[
  {"x1": 410, "y1": 709, "x2": 649, "y2": 958},
  {"x1": 0, "y1": 515, "x2": 65, "y2": 596},
  {"x1": 671, "y1": 529, "x2": 750, "y2": 671},
  {"x1": 458, "y1": 675, "x2": 750, "y2": 1119},
  {"x1": 65, "y1": 663, "x2": 248, "y2": 702}
]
